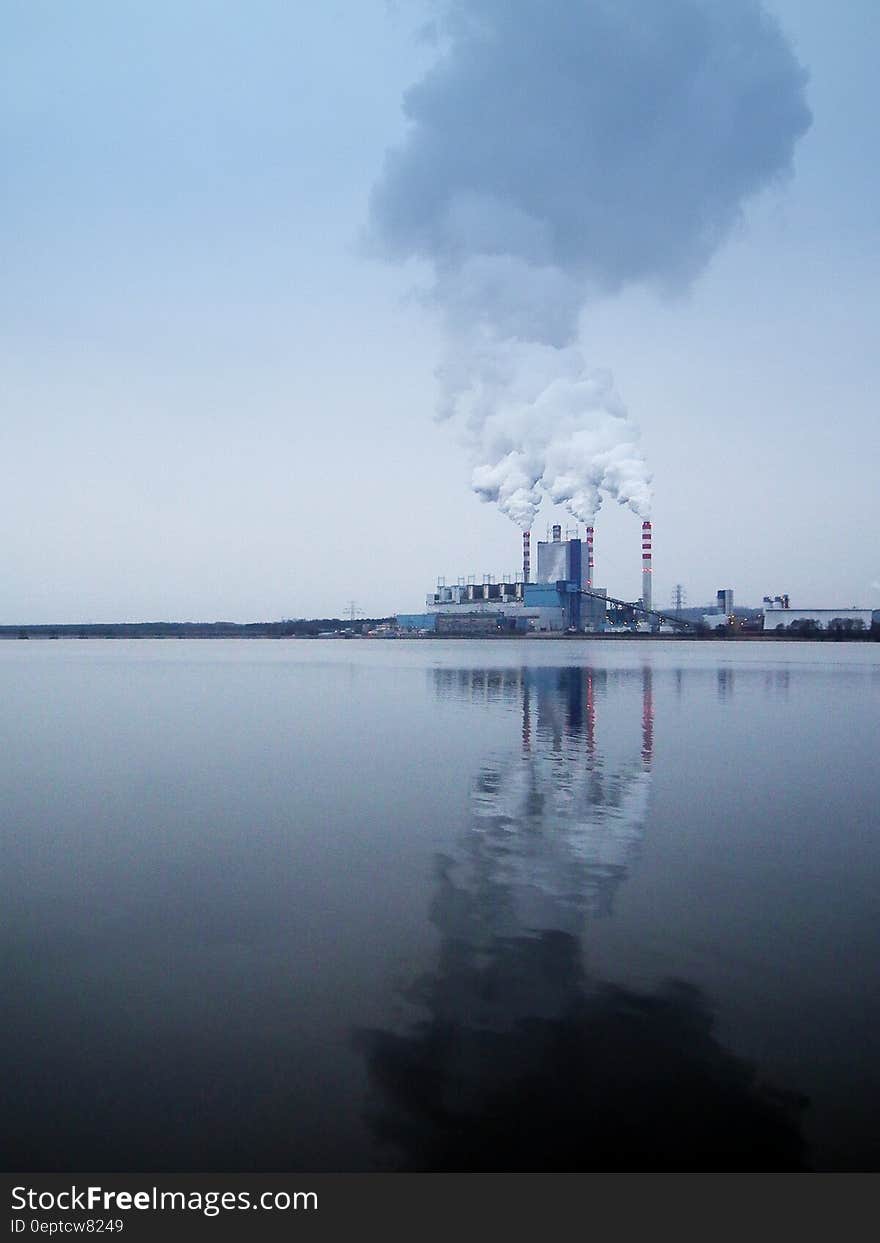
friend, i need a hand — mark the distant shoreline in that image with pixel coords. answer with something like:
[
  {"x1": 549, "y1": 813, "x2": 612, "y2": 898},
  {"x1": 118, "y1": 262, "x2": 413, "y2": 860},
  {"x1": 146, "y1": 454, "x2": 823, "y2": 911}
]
[
  {"x1": 1, "y1": 627, "x2": 876, "y2": 644},
  {"x1": 0, "y1": 621, "x2": 389, "y2": 640}
]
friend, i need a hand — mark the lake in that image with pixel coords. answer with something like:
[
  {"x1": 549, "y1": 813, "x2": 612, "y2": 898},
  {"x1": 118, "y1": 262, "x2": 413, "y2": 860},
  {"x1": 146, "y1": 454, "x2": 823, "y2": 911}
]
[{"x1": 2, "y1": 639, "x2": 878, "y2": 1171}]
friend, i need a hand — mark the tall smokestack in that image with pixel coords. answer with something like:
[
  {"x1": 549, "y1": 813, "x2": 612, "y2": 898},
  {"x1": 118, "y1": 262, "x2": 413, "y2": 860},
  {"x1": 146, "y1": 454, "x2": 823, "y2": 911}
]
[
  {"x1": 585, "y1": 525, "x2": 595, "y2": 588},
  {"x1": 522, "y1": 530, "x2": 531, "y2": 583},
  {"x1": 641, "y1": 520, "x2": 652, "y2": 614}
]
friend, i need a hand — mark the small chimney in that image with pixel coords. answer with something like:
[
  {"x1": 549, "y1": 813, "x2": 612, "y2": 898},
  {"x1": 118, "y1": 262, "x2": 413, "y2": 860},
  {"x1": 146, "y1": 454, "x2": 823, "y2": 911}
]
[{"x1": 552, "y1": 523, "x2": 562, "y2": 542}]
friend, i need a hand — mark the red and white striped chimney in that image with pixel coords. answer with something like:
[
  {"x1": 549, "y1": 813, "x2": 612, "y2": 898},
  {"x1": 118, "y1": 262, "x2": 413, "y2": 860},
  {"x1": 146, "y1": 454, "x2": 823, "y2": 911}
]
[
  {"x1": 641, "y1": 520, "x2": 652, "y2": 614},
  {"x1": 522, "y1": 530, "x2": 531, "y2": 583},
  {"x1": 585, "y1": 525, "x2": 595, "y2": 588}
]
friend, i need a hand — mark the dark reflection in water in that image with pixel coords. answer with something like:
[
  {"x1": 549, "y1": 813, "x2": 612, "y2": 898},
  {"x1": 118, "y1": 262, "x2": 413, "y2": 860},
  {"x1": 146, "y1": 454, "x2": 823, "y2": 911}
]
[
  {"x1": 764, "y1": 668, "x2": 791, "y2": 697},
  {"x1": 717, "y1": 667, "x2": 734, "y2": 701},
  {"x1": 433, "y1": 667, "x2": 654, "y2": 922},
  {"x1": 8, "y1": 644, "x2": 877, "y2": 1171},
  {"x1": 358, "y1": 667, "x2": 808, "y2": 1170}
]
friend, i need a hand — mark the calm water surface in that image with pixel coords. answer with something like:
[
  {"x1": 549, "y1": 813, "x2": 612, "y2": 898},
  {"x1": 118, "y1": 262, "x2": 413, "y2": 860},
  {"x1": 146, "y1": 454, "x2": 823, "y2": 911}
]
[{"x1": 2, "y1": 639, "x2": 878, "y2": 1171}]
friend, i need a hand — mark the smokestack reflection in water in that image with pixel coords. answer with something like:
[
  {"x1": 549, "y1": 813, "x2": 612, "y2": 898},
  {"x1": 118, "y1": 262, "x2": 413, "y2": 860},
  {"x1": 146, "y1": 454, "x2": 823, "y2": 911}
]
[
  {"x1": 357, "y1": 666, "x2": 807, "y2": 1170},
  {"x1": 642, "y1": 665, "x2": 654, "y2": 769}
]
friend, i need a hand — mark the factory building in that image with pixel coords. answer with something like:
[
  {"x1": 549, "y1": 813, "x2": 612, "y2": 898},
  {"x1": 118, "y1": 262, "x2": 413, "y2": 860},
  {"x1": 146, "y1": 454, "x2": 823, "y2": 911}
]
[
  {"x1": 762, "y1": 603, "x2": 874, "y2": 632},
  {"x1": 397, "y1": 524, "x2": 611, "y2": 633},
  {"x1": 702, "y1": 588, "x2": 735, "y2": 630}
]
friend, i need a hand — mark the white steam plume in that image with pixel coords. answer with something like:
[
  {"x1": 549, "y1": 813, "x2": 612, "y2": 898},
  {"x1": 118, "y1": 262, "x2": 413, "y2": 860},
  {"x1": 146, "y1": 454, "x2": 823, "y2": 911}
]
[
  {"x1": 369, "y1": 0, "x2": 811, "y2": 527},
  {"x1": 451, "y1": 337, "x2": 650, "y2": 529}
]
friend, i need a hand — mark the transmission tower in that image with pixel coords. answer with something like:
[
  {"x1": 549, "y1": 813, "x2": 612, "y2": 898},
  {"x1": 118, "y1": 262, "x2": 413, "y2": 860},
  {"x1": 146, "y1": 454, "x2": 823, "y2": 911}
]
[
  {"x1": 344, "y1": 600, "x2": 363, "y2": 624},
  {"x1": 671, "y1": 584, "x2": 687, "y2": 616}
]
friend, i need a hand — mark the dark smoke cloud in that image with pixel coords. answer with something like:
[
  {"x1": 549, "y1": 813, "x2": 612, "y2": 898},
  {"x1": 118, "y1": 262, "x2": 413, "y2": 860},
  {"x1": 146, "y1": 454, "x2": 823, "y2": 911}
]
[
  {"x1": 372, "y1": 0, "x2": 811, "y2": 300},
  {"x1": 369, "y1": 0, "x2": 811, "y2": 527}
]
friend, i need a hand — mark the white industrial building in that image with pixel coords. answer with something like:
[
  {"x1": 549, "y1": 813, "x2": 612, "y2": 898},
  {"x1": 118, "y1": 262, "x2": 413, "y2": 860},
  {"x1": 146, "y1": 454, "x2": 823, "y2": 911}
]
[
  {"x1": 400, "y1": 524, "x2": 609, "y2": 633},
  {"x1": 762, "y1": 604, "x2": 874, "y2": 632},
  {"x1": 427, "y1": 579, "x2": 567, "y2": 633},
  {"x1": 703, "y1": 588, "x2": 735, "y2": 629}
]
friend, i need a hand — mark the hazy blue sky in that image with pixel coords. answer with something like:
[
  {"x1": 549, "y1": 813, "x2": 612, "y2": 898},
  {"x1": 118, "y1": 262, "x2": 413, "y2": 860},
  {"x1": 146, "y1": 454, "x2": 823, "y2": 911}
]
[{"x1": 2, "y1": 0, "x2": 877, "y2": 621}]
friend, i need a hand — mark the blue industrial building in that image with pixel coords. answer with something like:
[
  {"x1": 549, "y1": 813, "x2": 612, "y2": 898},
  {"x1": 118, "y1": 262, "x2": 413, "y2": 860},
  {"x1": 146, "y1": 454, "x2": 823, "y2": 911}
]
[{"x1": 397, "y1": 526, "x2": 608, "y2": 634}]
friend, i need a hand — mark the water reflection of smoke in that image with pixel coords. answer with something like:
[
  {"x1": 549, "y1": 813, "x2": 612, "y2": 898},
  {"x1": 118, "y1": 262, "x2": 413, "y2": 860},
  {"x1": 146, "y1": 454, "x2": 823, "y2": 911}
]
[
  {"x1": 358, "y1": 666, "x2": 808, "y2": 1170},
  {"x1": 356, "y1": 947, "x2": 808, "y2": 1171},
  {"x1": 466, "y1": 667, "x2": 652, "y2": 925}
]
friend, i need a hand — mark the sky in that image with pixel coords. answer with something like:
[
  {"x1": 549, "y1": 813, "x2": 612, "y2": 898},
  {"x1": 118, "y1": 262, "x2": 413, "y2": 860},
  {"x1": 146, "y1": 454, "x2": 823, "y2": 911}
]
[{"x1": 2, "y1": 0, "x2": 878, "y2": 622}]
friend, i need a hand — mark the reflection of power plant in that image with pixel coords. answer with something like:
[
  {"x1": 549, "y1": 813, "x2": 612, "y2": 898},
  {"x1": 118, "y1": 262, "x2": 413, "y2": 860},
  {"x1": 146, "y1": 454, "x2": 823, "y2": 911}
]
[
  {"x1": 461, "y1": 665, "x2": 654, "y2": 929},
  {"x1": 356, "y1": 664, "x2": 808, "y2": 1170}
]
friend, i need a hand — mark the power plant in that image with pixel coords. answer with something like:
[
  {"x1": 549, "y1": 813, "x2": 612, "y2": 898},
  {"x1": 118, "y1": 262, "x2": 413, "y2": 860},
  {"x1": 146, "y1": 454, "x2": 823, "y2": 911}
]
[
  {"x1": 392, "y1": 510, "x2": 879, "y2": 638},
  {"x1": 397, "y1": 517, "x2": 677, "y2": 635}
]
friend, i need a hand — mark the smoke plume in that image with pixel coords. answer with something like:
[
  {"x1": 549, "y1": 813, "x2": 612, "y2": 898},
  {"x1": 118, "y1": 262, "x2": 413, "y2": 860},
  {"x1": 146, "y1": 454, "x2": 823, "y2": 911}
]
[{"x1": 370, "y1": 0, "x2": 811, "y2": 527}]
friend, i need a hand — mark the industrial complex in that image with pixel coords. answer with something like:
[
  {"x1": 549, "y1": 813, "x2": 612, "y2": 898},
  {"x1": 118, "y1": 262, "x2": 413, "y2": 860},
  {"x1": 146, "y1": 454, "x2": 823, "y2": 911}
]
[
  {"x1": 395, "y1": 518, "x2": 877, "y2": 637},
  {"x1": 6, "y1": 514, "x2": 871, "y2": 641},
  {"x1": 398, "y1": 519, "x2": 680, "y2": 635}
]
